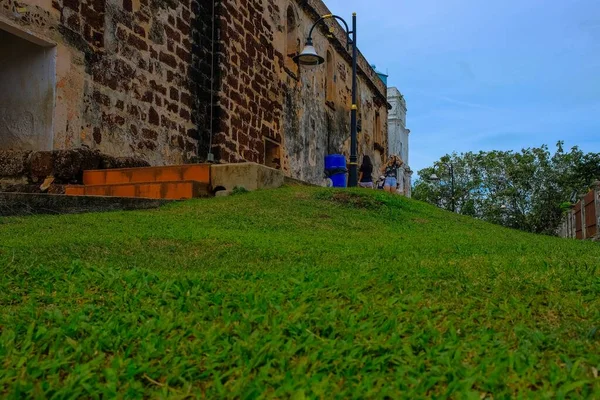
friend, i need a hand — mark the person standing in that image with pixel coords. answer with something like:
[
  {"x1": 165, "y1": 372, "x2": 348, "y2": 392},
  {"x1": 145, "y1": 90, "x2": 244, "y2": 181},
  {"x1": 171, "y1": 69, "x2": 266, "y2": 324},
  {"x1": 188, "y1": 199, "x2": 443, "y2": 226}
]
[
  {"x1": 358, "y1": 155, "x2": 374, "y2": 188},
  {"x1": 381, "y1": 155, "x2": 403, "y2": 194}
]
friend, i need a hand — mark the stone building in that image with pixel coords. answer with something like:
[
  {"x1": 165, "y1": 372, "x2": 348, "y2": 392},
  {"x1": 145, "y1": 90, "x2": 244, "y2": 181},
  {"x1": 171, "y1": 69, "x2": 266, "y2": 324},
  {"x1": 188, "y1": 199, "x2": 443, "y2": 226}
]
[
  {"x1": 0, "y1": 0, "x2": 388, "y2": 185},
  {"x1": 387, "y1": 87, "x2": 412, "y2": 196}
]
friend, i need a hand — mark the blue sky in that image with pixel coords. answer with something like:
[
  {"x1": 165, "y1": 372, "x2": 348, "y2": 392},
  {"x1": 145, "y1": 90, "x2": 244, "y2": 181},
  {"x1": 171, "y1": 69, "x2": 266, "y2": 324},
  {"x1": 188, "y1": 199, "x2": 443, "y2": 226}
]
[{"x1": 323, "y1": 0, "x2": 600, "y2": 174}]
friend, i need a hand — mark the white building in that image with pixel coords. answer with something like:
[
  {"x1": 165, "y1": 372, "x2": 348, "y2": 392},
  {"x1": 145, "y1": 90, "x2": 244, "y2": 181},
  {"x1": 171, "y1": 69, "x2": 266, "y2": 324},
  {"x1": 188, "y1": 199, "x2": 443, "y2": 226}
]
[{"x1": 387, "y1": 87, "x2": 413, "y2": 197}]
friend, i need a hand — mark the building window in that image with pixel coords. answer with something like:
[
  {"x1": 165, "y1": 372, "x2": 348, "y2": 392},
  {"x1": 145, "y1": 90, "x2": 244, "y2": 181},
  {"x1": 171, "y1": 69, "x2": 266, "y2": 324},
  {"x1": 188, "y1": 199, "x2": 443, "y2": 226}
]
[
  {"x1": 264, "y1": 137, "x2": 281, "y2": 169},
  {"x1": 285, "y1": 6, "x2": 299, "y2": 76},
  {"x1": 326, "y1": 50, "x2": 334, "y2": 104}
]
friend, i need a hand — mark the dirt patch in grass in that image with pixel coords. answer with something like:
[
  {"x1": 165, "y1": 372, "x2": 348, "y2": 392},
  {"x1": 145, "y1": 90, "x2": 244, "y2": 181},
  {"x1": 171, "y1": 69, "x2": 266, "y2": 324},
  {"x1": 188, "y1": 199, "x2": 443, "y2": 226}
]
[
  {"x1": 294, "y1": 192, "x2": 310, "y2": 200},
  {"x1": 316, "y1": 191, "x2": 384, "y2": 210}
]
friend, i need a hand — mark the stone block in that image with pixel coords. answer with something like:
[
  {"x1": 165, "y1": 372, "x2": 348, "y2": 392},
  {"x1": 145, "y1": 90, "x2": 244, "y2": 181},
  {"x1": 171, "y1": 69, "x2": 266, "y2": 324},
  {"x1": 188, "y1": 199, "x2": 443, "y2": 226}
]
[
  {"x1": 0, "y1": 151, "x2": 30, "y2": 177},
  {"x1": 52, "y1": 148, "x2": 103, "y2": 183},
  {"x1": 210, "y1": 162, "x2": 283, "y2": 194},
  {"x1": 28, "y1": 151, "x2": 54, "y2": 182}
]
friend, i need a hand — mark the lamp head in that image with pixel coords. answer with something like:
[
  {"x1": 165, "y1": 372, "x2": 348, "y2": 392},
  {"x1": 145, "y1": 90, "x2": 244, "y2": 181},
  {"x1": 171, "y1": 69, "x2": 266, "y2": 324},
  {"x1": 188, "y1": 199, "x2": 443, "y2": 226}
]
[{"x1": 294, "y1": 38, "x2": 325, "y2": 66}]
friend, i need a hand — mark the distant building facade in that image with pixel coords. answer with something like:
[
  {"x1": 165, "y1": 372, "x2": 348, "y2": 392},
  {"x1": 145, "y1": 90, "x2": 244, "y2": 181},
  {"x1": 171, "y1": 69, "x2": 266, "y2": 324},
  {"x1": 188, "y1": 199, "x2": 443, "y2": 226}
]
[{"x1": 387, "y1": 87, "x2": 412, "y2": 196}]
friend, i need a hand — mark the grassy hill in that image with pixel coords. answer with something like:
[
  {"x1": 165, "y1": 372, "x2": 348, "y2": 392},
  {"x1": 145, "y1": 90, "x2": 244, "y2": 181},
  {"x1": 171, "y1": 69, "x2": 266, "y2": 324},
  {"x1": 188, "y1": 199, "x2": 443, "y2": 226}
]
[{"x1": 1, "y1": 186, "x2": 599, "y2": 398}]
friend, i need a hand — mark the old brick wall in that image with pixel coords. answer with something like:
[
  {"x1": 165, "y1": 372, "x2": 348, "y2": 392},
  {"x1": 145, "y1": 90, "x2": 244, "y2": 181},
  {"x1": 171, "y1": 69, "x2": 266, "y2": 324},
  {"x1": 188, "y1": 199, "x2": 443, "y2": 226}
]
[
  {"x1": 0, "y1": 0, "x2": 213, "y2": 165},
  {"x1": 1, "y1": 0, "x2": 388, "y2": 183},
  {"x1": 209, "y1": 0, "x2": 284, "y2": 165},
  {"x1": 214, "y1": 0, "x2": 389, "y2": 184}
]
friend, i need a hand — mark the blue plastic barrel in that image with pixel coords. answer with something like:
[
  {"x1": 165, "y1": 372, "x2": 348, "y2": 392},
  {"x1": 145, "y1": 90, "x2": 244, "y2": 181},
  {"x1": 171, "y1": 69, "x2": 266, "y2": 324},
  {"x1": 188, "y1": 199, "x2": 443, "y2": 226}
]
[
  {"x1": 330, "y1": 173, "x2": 347, "y2": 188},
  {"x1": 325, "y1": 154, "x2": 347, "y2": 188},
  {"x1": 325, "y1": 154, "x2": 346, "y2": 171}
]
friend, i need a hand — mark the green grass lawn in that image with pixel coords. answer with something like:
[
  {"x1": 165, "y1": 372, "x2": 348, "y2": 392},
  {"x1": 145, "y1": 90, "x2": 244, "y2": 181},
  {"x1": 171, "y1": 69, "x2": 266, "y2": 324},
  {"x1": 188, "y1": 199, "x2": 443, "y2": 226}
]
[{"x1": 1, "y1": 186, "x2": 599, "y2": 398}]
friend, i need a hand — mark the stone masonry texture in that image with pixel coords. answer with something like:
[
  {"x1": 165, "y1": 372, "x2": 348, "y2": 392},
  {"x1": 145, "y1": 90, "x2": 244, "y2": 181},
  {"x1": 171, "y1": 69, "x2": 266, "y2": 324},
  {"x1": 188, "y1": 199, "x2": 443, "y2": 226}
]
[
  {"x1": 1, "y1": 0, "x2": 389, "y2": 185},
  {"x1": 1, "y1": 0, "x2": 211, "y2": 165}
]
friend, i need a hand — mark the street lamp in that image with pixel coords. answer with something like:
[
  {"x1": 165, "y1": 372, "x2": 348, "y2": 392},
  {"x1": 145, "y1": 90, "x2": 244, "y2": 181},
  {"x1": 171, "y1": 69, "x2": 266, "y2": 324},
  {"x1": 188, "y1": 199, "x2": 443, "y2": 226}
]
[
  {"x1": 295, "y1": 13, "x2": 359, "y2": 187},
  {"x1": 429, "y1": 162, "x2": 455, "y2": 212}
]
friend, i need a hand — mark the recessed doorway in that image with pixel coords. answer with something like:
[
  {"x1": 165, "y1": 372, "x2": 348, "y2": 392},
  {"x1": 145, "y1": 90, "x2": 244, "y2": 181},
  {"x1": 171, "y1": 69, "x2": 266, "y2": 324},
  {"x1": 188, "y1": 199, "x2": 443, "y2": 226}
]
[{"x1": 0, "y1": 21, "x2": 56, "y2": 151}]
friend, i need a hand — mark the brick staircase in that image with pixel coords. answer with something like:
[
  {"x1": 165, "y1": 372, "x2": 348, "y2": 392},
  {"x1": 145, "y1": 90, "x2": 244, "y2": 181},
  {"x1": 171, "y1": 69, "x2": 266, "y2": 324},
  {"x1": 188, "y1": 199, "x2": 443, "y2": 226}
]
[{"x1": 65, "y1": 164, "x2": 212, "y2": 200}]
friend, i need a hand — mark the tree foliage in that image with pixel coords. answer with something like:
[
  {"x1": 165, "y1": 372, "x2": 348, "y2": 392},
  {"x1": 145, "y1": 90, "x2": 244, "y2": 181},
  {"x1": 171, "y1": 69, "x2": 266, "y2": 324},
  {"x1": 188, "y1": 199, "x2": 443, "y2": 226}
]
[{"x1": 413, "y1": 142, "x2": 600, "y2": 235}]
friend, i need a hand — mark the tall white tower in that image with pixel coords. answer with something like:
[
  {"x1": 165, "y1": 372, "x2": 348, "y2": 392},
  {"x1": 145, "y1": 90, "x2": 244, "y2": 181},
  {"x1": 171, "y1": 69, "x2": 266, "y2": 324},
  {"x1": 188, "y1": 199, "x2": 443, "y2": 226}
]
[{"x1": 387, "y1": 87, "x2": 413, "y2": 197}]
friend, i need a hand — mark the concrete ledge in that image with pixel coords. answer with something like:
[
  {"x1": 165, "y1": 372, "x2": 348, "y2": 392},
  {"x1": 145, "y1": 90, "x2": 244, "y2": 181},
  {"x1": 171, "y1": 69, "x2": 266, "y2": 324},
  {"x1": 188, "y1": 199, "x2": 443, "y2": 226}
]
[
  {"x1": 0, "y1": 193, "x2": 172, "y2": 217},
  {"x1": 211, "y1": 163, "x2": 284, "y2": 194}
]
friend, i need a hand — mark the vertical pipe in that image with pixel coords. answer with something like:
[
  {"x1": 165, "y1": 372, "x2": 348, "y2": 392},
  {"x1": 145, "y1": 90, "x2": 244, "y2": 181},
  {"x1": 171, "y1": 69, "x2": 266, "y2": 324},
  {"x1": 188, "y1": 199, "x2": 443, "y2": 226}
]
[
  {"x1": 206, "y1": 0, "x2": 217, "y2": 162},
  {"x1": 348, "y1": 13, "x2": 358, "y2": 187}
]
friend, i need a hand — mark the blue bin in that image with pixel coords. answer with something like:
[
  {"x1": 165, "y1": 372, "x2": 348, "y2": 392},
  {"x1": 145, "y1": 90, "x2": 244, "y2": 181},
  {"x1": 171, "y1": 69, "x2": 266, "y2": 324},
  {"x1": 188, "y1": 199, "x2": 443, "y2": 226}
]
[
  {"x1": 325, "y1": 154, "x2": 347, "y2": 188},
  {"x1": 325, "y1": 154, "x2": 346, "y2": 171},
  {"x1": 330, "y1": 173, "x2": 347, "y2": 188}
]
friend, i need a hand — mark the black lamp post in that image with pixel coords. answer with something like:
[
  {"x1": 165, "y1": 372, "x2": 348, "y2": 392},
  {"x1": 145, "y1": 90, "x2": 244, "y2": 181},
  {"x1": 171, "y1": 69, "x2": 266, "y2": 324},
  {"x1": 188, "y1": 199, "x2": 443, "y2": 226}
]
[
  {"x1": 294, "y1": 13, "x2": 359, "y2": 187},
  {"x1": 430, "y1": 162, "x2": 455, "y2": 212}
]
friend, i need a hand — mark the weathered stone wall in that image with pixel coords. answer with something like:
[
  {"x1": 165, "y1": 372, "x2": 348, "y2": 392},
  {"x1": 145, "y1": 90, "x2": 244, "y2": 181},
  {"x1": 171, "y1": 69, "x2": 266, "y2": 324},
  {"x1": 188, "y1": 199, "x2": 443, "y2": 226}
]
[
  {"x1": 1, "y1": 0, "x2": 388, "y2": 185},
  {"x1": 214, "y1": 0, "x2": 389, "y2": 184},
  {"x1": 0, "y1": 0, "x2": 212, "y2": 164},
  {"x1": 209, "y1": 0, "x2": 285, "y2": 165}
]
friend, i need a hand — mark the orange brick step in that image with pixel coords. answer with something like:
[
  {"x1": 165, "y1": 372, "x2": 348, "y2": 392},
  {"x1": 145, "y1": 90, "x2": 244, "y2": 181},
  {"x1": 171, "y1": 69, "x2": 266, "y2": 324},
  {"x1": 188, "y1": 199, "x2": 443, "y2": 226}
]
[
  {"x1": 65, "y1": 181, "x2": 211, "y2": 200},
  {"x1": 83, "y1": 164, "x2": 210, "y2": 186}
]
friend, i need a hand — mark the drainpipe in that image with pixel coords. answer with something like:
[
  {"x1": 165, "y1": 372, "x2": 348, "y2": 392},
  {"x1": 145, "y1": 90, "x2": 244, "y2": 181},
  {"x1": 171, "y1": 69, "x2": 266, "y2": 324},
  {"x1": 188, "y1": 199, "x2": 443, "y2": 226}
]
[{"x1": 205, "y1": 0, "x2": 217, "y2": 163}]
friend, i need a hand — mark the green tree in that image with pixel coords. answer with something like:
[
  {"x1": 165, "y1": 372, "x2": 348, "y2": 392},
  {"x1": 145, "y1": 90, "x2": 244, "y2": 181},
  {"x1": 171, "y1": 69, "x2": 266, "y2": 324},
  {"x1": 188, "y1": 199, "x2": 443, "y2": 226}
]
[{"x1": 413, "y1": 142, "x2": 600, "y2": 235}]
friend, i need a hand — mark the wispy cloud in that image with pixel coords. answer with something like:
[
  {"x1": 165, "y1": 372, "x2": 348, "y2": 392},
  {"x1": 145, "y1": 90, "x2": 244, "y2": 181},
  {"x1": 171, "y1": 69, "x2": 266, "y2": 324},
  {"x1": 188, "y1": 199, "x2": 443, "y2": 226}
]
[{"x1": 414, "y1": 92, "x2": 497, "y2": 111}]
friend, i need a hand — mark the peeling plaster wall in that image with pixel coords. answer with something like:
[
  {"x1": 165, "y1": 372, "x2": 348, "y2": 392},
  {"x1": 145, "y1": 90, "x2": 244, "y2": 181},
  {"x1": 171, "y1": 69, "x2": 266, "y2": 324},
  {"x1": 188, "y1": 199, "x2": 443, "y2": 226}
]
[
  {"x1": 0, "y1": 28, "x2": 56, "y2": 151},
  {"x1": 0, "y1": 0, "x2": 213, "y2": 165},
  {"x1": 1, "y1": 0, "x2": 388, "y2": 183},
  {"x1": 288, "y1": 0, "x2": 389, "y2": 183},
  {"x1": 214, "y1": 0, "x2": 389, "y2": 185}
]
